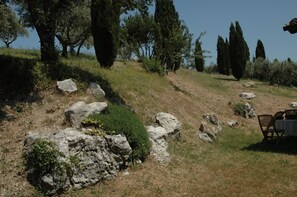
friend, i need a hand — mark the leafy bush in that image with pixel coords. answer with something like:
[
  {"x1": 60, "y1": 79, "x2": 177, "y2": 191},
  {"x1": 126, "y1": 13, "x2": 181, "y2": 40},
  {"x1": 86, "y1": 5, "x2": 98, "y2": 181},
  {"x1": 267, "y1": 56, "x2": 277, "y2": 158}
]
[
  {"x1": 232, "y1": 102, "x2": 248, "y2": 117},
  {"x1": 244, "y1": 58, "x2": 297, "y2": 87},
  {"x1": 89, "y1": 103, "x2": 151, "y2": 161},
  {"x1": 204, "y1": 64, "x2": 218, "y2": 74},
  {"x1": 142, "y1": 57, "x2": 165, "y2": 75},
  {"x1": 24, "y1": 139, "x2": 61, "y2": 176}
]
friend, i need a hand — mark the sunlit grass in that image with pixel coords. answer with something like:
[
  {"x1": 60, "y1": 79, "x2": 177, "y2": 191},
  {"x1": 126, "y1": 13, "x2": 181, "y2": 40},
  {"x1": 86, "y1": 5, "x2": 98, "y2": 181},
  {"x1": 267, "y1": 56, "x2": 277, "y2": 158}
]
[{"x1": 2, "y1": 48, "x2": 297, "y2": 196}]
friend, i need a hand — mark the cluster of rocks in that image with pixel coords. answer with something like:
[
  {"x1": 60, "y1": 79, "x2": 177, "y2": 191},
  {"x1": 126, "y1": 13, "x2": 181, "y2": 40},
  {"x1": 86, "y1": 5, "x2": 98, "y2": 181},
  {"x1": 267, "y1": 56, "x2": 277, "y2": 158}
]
[
  {"x1": 198, "y1": 113, "x2": 223, "y2": 143},
  {"x1": 24, "y1": 79, "x2": 131, "y2": 195},
  {"x1": 25, "y1": 79, "x2": 182, "y2": 195},
  {"x1": 146, "y1": 112, "x2": 181, "y2": 163}
]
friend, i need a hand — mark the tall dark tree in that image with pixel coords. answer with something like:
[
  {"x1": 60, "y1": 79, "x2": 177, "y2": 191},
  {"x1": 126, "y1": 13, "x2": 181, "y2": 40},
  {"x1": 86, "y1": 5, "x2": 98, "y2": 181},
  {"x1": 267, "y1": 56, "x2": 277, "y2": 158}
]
[
  {"x1": 91, "y1": 0, "x2": 121, "y2": 68},
  {"x1": 217, "y1": 36, "x2": 230, "y2": 75},
  {"x1": 194, "y1": 38, "x2": 204, "y2": 72},
  {"x1": 91, "y1": 0, "x2": 152, "y2": 67},
  {"x1": 229, "y1": 21, "x2": 248, "y2": 81},
  {"x1": 217, "y1": 36, "x2": 225, "y2": 74},
  {"x1": 255, "y1": 39, "x2": 266, "y2": 60},
  {"x1": 154, "y1": 0, "x2": 182, "y2": 72},
  {"x1": 224, "y1": 38, "x2": 230, "y2": 75}
]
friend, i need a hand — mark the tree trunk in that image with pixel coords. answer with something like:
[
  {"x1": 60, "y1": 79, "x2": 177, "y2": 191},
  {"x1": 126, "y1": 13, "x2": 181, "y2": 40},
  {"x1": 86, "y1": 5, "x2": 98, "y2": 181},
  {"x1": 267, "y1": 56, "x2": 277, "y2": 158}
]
[
  {"x1": 37, "y1": 28, "x2": 58, "y2": 63},
  {"x1": 5, "y1": 42, "x2": 9, "y2": 48},
  {"x1": 70, "y1": 46, "x2": 76, "y2": 56},
  {"x1": 76, "y1": 42, "x2": 83, "y2": 56},
  {"x1": 62, "y1": 44, "x2": 68, "y2": 58}
]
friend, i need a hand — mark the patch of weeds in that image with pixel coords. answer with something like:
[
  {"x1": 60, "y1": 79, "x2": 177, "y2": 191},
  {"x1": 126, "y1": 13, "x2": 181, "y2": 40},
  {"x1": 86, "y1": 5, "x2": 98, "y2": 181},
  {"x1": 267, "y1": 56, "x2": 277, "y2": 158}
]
[
  {"x1": 142, "y1": 58, "x2": 165, "y2": 76},
  {"x1": 84, "y1": 129, "x2": 107, "y2": 137},
  {"x1": 229, "y1": 102, "x2": 254, "y2": 118},
  {"x1": 24, "y1": 139, "x2": 62, "y2": 176}
]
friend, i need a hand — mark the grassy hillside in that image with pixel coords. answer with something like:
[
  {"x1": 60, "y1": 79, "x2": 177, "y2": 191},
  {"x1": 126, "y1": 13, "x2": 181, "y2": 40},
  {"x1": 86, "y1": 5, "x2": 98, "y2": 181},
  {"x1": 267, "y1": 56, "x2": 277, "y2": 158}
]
[{"x1": 1, "y1": 48, "x2": 297, "y2": 196}]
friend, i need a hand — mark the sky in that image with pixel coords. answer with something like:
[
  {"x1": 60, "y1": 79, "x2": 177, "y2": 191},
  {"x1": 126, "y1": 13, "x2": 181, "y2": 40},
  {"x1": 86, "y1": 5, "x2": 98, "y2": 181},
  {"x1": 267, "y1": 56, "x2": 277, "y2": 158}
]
[{"x1": 7, "y1": 0, "x2": 297, "y2": 66}]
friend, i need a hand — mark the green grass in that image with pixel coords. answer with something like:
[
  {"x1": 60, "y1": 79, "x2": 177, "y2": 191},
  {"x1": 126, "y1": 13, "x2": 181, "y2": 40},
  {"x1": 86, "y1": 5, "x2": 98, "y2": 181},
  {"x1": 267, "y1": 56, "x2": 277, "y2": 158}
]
[{"x1": 2, "y1": 48, "x2": 297, "y2": 196}]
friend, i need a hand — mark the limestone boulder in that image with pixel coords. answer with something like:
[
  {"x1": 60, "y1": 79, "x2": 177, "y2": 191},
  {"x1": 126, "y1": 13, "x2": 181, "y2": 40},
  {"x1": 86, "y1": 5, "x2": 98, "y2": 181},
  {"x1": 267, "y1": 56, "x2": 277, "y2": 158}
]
[
  {"x1": 57, "y1": 79, "x2": 77, "y2": 94},
  {"x1": 226, "y1": 120, "x2": 239, "y2": 128},
  {"x1": 87, "y1": 82, "x2": 105, "y2": 99},
  {"x1": 65, "y1": 101, "x2": 107, "y2": 127},
  {"x1": 146, "y1": 126, "x2": 170, "y2": 163},
  {"x1": 198, "y1": 113, "x2": 222, "y2": 143},
  {"x1": 24, "y1": 128, "x2": 132, "y2": 195},
  {"x1": 243, "y1": 82, "x2": 256, "y2": 88},
  {"x1": 198, "y1": 132, "x2": 213, "y2": 143},
  {"x1": 289, "y1": 102, "x2": 297, "y2": 108},
  {"x1": 239, "y1": 92, "x2": 256, "y2": 100},
  {"x1": 156, "y1": 112, "x2": 181, "y2": 139}
]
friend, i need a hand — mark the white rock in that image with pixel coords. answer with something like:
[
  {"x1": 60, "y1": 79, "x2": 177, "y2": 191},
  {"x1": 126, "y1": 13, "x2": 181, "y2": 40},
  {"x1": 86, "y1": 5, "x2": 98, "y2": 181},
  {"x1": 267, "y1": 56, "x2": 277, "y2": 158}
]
[
  {"x1": 64, "y1": 101, "x2": 107, "y2": 127},
  {"x1": 239, "y1": 92, "x2": 256, "y2": 100},
  {"x1": 57, "y1": 79, "x2": 77, "y2": 93},
  {"x1": 87, "y1": 82, "x2": 105, "y2": 99},
  {"x1": 289, "y1": 102, "x2": 297, "y2": 108},
  {"x1": 198, "y1": 132, "x2": 213, "y2": 143},
  {"x1": 156, "y1": 112, "x2": 181, "y2": 139}
]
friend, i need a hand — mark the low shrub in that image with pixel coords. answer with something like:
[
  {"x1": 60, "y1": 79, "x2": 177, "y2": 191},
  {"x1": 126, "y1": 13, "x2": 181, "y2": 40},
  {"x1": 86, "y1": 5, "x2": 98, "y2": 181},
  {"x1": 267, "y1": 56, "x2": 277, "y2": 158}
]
[
  {"x1": 24, "y1": 139, "x2": 61, "y2": 176},
  {"x1": 232, "y1": 102, "x2": 248, "y2": 117},
  {"x1": 89, "y1": 103, "x2": 151, "y2": 162},
  {"x1": 142, "y1": 58, "x2": 165, "y2": 75}
]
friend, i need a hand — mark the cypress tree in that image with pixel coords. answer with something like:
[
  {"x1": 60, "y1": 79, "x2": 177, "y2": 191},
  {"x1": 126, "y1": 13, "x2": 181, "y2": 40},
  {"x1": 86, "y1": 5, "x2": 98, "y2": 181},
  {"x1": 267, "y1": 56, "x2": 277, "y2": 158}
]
[
  {"x1": 255, "y1": 39, "x2": 266, "y2": 59},
  {"x1": 91, "y1": 0, "x2": 121, "y2": 68},
  {"x1": 194, "y1": 38, "x2": 204, "y2": 72},
  {"x1": 229, "y1": 21, "x2": 248, "y2": 81},
  {"x1": 217, "y1": 36, "x2": 225, "y2": 74},
  {"x1": 224, "y1": 38, "x2": 230, "y2": 75},
  {"x1": 154, "y1": 0, "x2": 181, "y2": 72}
]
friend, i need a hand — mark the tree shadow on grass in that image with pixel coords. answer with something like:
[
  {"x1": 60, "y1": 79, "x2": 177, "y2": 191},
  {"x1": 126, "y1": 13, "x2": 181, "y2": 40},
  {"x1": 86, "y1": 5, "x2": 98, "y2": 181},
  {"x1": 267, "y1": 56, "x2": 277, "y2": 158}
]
[
  {"x1": 0, "y1": 55, "x2": 42, "y2": 122},
  {"x1": 242, "y1": 137, "x2": 297, "y2": 155},
  {"x1": 47, "y1": 61, "x2": 127, "y2": 106},
  {"x1": 0, "y1": 54, "x2": 128, "y2": 122},
  {"x1": 214, "y1": 77, "x2": 237, "y2": 81}
]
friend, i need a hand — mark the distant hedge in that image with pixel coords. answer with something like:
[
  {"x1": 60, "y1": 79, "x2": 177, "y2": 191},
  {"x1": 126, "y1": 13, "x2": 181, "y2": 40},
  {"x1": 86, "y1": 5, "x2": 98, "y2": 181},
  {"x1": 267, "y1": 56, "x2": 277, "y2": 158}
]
[{"x1": 90, "y1": 103, "x2": 151, "y2": 162}]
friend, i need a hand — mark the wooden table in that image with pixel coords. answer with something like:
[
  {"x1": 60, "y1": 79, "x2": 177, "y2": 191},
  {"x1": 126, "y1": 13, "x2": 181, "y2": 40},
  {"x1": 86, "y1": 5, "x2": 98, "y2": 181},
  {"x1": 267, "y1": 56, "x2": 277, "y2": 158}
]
[{"x1": 275, "y1": 119, "x2": 297, "y2": 136}]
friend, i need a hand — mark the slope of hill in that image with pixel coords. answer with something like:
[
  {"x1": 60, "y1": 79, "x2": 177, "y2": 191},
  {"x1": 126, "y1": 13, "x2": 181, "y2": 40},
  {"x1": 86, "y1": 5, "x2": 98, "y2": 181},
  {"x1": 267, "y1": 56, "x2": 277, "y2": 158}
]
[{"x1": 1, "y1": 49, "x2": 297, "y2": 196}]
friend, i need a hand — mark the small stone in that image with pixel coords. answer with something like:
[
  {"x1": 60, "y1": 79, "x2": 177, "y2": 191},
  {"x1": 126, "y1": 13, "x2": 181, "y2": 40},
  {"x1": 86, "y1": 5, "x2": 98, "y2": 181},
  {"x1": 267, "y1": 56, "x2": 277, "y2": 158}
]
[
  {"x1": 289, "y1": 102, "x2": 297, "y2": 108},
  {"x1": 198, "y1": 132, "x2": 213, "y2": 143},
  {"x1": 57, "y1": 79, "x2": 77, "y2": 93},
  {"x1": 87, "y1": 82, "x2": 105, "y2": 99},
  {"x1": 239, "y1": 92, "x2": 256, "y2": 100}
]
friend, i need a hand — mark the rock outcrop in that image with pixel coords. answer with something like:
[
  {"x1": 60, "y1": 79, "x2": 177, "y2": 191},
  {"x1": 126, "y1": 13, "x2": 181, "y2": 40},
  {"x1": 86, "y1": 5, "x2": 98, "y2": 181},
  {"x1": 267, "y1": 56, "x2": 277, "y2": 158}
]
[
  {"x1": 156, "y1": 112, "x2": 181, "y2": 139},
  {"x1": 199, "y1": 113, "x2": 222, "y2": 143},
  {"x1": 64, "y1": 101, "x2": 107, "y2": 127},
  {"x1": 24, "y1": 128, "x2": 132, "y2": 196},
  {"x1": 146, "y1": 112, "x2": 181, "y2": 163},
  {"x1": 146, "y1": 126, "x2": 170, "y2": 163}
]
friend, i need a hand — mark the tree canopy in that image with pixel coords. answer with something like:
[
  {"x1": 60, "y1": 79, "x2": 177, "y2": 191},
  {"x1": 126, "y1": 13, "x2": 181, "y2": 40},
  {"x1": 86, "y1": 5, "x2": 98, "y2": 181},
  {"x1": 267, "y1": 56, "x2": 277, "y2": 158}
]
[
  {"x1": 255, "y1": 39, "x2": 266, "y2": 60},
  {"x1": 229, "y1": 21, "x2": 249, "y2": 81}
]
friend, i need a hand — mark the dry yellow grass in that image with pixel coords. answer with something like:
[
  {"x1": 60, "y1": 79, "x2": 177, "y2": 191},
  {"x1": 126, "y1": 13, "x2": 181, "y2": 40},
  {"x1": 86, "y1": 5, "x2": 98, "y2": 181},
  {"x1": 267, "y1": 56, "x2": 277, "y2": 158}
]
[{"x1": 1, "y1": 54, "x2": 297, "y2": 196}]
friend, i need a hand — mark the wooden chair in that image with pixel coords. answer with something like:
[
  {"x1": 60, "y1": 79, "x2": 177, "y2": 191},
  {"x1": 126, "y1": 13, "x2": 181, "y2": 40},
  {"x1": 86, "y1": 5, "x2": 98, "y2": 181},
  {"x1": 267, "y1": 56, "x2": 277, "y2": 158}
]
[
  {"x1": 285, "y1": 109, "x2": 297, "y2": 119},
  {"x1": 257, "y1": 112, "x2": 285, "y2": 143}
]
